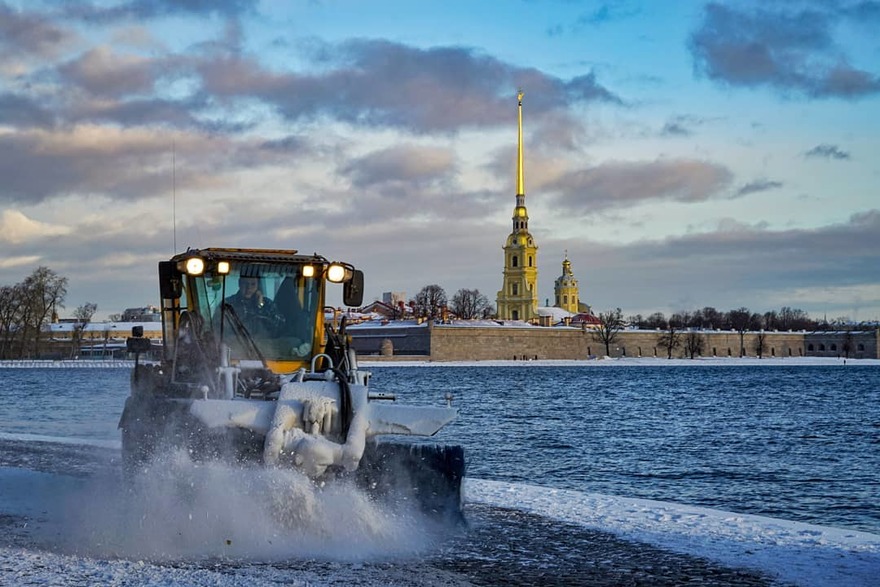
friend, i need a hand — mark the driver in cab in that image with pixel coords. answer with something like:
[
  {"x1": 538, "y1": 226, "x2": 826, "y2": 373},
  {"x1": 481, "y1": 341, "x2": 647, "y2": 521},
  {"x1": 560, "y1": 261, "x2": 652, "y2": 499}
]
[{"x1": 225, "y1": 276, "x2": 282, "y2": 335}]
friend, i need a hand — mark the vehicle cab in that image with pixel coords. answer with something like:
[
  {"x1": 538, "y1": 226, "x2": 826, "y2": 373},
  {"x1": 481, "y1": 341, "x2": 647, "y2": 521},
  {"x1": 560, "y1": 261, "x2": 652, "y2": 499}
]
[{"x1": 157, "y1": 248, "x2": 363, "y2": 375}]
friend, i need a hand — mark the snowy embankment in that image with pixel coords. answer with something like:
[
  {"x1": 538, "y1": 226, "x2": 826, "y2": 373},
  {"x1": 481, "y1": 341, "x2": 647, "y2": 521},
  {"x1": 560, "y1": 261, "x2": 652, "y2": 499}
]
[{"x1": 467, "y1": 479, "x2": 880, "y2": 587}]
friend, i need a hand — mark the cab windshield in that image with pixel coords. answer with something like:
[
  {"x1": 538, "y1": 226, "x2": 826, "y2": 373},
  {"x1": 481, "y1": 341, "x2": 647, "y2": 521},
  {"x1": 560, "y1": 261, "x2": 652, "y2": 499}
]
[{"x1": 189, "y1": 262, "x2": 320, "y2": 361}]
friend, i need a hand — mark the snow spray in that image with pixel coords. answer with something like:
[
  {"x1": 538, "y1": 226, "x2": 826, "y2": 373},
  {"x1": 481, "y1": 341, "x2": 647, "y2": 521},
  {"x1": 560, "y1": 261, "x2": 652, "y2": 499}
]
[{"x1": 54, "y1": 449, "x2": 444, "y2": 561}]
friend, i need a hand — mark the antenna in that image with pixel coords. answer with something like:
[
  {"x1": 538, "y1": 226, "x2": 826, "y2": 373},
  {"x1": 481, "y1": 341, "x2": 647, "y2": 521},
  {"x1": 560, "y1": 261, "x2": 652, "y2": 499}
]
[{"x1": 172, "y1": 140, "x2": 177, "y2": 253}]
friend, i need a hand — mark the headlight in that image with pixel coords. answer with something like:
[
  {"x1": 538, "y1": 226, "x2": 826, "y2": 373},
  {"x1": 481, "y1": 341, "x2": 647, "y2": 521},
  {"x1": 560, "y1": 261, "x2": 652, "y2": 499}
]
[
  {"x1": 184, "y1": 257, "x2": 205, "y2": 275},
  {"x1": 217, "y1": 261, "x2": 231, "y2": 275},
  {"x1": 327, "y1": 263, "x2": 348, "y2": 283},
  {"x1": 302, "y1": 265, "x2": 315, "y2": 278}
]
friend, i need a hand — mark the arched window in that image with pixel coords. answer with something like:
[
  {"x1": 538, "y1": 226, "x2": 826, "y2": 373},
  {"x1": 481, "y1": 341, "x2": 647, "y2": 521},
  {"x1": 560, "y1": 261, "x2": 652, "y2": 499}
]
[
  {"x1": 830, "y1": 343, "x2": 837, "y2": 351},
  {"x1": 512, "y1": 255, "x2": 518, "y2": 267},
  {"x1": 512, "y1": 310, "x2": 519, "y2": 320},
  {"x1": 528, "y1": 256, "x2": 533, "y2": 267},
  {"x1": 819, "y1": 344, "x2": 826, "y2": 351},
  {"x1": 807, "y1": 343, "x2": 814, "y2": 351},
  {"x1": 512, "y1": 283, "x2": 518, "y2": 295},
  {"x1": 563, "y1": 295, "x2": 568, "y2": 304},
  {"x1": 858, "y1": 343, "x2": 865, "y2": 351}
]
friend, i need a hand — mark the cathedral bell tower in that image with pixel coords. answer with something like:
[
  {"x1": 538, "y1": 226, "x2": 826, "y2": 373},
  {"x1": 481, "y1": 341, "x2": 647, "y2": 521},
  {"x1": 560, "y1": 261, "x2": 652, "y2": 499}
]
[
  {"x1": 554, "y1": 253, "x2": 580, "y2": 313},
  {"x1": 496, "y1": 91, "x2": 538, "y2": 322}
]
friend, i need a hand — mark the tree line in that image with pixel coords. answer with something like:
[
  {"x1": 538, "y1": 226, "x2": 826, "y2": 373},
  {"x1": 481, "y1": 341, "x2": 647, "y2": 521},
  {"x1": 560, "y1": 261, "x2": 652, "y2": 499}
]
[
  {"x1": 0, "y1": 267, "x2": 97, "y2": 359},
  {"x1": 592, "y1": 306, "x2": 874, "y2": 359},
  {"x1": 409, "y1": 285, "x2": 494, "y2": 320},
  {"x1": 626, "y1": 306, "x2": 819, "y2": 332}
]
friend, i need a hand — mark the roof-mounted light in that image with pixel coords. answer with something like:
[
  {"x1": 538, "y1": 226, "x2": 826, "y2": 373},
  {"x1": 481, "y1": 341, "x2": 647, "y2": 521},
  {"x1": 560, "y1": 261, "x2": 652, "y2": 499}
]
[
  {"x1": 327, "y1": 263, "x2": 350, "y2": 283},
  {"x1": 184, "y1": 257, "x2": 205, "y2": 276},
  {"x1": 302, "y1": 265, "x2": 316, "y2": 278},
  {"x1": 217, "y1": 261, "x2": 231, "y2": 275}
]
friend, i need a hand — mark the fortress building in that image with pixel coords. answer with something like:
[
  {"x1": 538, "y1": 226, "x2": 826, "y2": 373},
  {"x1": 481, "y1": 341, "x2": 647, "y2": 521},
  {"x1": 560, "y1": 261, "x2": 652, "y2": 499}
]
[
  {"x1": 496, "y1": 91, "x2": 539, "y2": 321},
  {"x1": 554, "y1": 254, "x2": 580, "y2": 313}
]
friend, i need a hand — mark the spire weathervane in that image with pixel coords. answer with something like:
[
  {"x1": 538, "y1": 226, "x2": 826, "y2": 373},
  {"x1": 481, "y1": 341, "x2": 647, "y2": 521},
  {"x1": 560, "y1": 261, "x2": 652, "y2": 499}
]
[{"x1": 516, "y1": 90, "x2": 525, "y2": 197}]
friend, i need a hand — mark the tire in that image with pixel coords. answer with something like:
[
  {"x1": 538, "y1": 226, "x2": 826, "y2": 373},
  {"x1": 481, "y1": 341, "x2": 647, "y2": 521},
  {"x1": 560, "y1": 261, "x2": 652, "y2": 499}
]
[
  {"x1": 357, "y1": 441, "x2": 466, "y2": 522},
  {"x1": 120, "y1": 417, "x2": 155, "y2": 475}
]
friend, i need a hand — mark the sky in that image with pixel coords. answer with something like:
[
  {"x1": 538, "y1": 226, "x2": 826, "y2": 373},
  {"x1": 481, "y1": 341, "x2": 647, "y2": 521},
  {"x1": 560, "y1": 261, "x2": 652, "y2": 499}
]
[{"x1": 1, "y1": 0, "x2": 878, "y2": 322}]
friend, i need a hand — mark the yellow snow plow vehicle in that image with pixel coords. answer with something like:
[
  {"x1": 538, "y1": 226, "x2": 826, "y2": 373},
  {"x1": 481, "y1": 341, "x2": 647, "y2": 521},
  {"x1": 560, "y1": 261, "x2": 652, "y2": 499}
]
[{"x1": 120, "y1": 248, "x2": 464, "y2": 517}]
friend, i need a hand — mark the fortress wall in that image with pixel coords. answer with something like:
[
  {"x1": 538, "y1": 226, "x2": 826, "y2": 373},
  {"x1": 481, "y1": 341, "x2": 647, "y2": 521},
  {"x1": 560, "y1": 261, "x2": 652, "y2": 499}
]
[
  {"x1": 429, "y1": 326, "x2": 590, "y2": 361},
  {"x1": 348, "y1": 325, "x2": 431, "y2": 356},
  {"x1": 349, "y1": 324, "x2": 879, "y2": 360},
  {"x1": 430, "y1": 328, "x2": 811, "y2": 360}
]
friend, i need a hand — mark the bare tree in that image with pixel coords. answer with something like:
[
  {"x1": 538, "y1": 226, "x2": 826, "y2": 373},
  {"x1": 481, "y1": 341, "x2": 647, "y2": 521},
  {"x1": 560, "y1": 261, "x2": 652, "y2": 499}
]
[
  {"x1": 699, "y1": 306, "x2": 723, "y2": 329},
  {"x1": 413, "y1": 284, "x2": 447, "y2": 320},
  {"x1": 626, "y1": 313, "x2": 644, "y2": 328},
  {"x1": 644, "y1": 312, "x2": 666, "y2": 330},
  {"x1": 0, "y1": 284, "x2": 27, "y2": 360},
  {"x1": 778, "y1": 307, "x2": 815, "y2": 330},
  {"x1": 592, "y1": 307, "x2": 625, "y2": 357},
  {"x1": 70, "y1": 302, "x2": 98, "y2": 358},
  {"x1": 727, "y1": 307, "x2": 753, "y2": 357},
  {"x1": 0, "y1": 267, "x2": 68, "y2": 358},
  {"x1": 684, "y1": 331, "x2": 705, "y2": 359},
  {"x1": 657, "y1": 314, "x2": 686, "y2": 359},
  {"x1": 450, "y1": 288, "x2": 492, "y2": 320},
  {"x1": 754, "y1": 331, "x2": 767, "y2": 358}
]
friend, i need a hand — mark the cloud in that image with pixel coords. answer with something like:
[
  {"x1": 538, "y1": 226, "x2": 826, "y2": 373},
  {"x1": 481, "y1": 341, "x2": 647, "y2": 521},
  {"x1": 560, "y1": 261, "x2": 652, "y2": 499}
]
[
  {"x1": 576, "y1": 1, "x2": 642, "y2": 26},
  {"x1": 0, "y1": 255, "x2": 42, "y2": 270},
  {"x1": 659, "y1": 115, "x2": 717, "y2": 137},
  {"x1": 661, "y1": 121, "x2": 690, "y2": 137},
  {"x1": 0, "y1": 210, "x2": 72, "y2": 244},
  {"x1": 546, "y1": 159, "x2": 734, "y2": 213},
  {"x1": 341, "y1": 145, "x2": 455, "y2": 189},
  {"x1": 553, "y1": 210, "x2": 880, "y2": 316},
  {"x1": 0, "y1": 126, "x2": 299, "y2": 205},
  {"x1": 197, "y1": 39, "x2": 621, "y2": 133},
  {"x1": 58, "y1": 46, "x2": 159, "y2": 97},
  {"x1": 59, "y1": 0, "x2": 258, "y2": 22},
  {"x1": 734, "y1": 179, "x2": 783, "y2": 197},
  {"x1": 804, "y1": 144, "x2": 851, "y2": 160},
  {"x1": 0, "y1": 3, "x2": 74, "y2": 59},
  {"x1": 689, "y1": 2, "x2": 880, "y2": 98},
  {"x1": 0, "y1": 93, "x2": 56, "y2": 128}
]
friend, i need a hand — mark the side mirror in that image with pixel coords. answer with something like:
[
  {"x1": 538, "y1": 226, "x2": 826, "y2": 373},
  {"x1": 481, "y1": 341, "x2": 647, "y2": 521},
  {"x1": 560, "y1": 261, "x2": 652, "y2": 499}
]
[
  {"x1": 158, "y1": 261, "x2": 183, "y2": 299},
  {"x1": 127, "y1": 326, "x2": 152, "y2": 353},
  {"x1": 343, "y1": 269, "x2": 364, "y2": 307}
]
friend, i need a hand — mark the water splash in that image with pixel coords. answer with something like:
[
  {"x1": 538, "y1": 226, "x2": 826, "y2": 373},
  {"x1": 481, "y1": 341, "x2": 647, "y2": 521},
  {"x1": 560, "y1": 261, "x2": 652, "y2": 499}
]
[{"x1": 56, "y1": 450, "x2": 441, "y2": 561}]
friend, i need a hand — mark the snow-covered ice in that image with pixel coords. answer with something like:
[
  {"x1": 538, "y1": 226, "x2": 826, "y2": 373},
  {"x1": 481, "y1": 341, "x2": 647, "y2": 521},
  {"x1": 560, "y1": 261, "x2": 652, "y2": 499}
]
[{"x1": 466, "y1": 479, "x2": 880, "y2": 587}]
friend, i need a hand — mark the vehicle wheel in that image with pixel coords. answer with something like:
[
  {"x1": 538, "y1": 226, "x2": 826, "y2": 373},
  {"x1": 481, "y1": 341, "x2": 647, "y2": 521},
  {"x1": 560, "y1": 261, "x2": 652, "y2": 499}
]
[
  {"x1": 121, "y1": 420, "x2": 155, "y2": 475},
  {"x1": 357, "y1": 441, "x2": 466, "y2": 522}
]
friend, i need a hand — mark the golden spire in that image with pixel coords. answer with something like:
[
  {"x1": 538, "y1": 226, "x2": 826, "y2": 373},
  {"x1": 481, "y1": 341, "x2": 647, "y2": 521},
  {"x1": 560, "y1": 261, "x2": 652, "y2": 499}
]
[{"x1": 516, "y1": 90, "x2": 525, "y2": 196}]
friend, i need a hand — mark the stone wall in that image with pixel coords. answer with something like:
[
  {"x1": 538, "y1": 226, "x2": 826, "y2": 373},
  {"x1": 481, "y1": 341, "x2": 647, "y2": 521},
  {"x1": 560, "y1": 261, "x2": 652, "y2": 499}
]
[
  {"x1": 347, "y1": 323, "x2": 432, "y2": 356},
  {"x1": 430, "y1": 325, "x2": 591, "y2": 361},
  {"x1": 349, "y1": 323, "x2": 880, "y2": 360}
]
